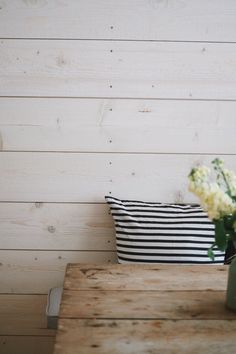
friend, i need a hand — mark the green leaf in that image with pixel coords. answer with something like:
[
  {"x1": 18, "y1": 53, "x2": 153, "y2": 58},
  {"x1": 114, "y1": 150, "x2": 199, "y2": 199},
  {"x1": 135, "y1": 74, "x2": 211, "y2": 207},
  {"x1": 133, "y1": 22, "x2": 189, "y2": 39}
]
[
  {"x1": 224, "y1": 215, "x2": 234, "y2": 230},
  {"x1": 188, "y1": 168, "x2": 196, "y2": 178},
  {"x1": 214, "y1": 219, "x2": 227, "y2": 251},
  {"x1": 207, "y1": 247, "x2": 215, "y2": 261},
  {"x1": 230, "y1": 213, "x2": 236, "y2": 223}
]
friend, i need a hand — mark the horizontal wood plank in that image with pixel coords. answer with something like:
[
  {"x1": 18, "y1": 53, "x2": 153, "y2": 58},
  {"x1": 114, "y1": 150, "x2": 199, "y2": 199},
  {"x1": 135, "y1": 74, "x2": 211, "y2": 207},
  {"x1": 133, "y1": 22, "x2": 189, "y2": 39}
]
[
  {"x1": 64, "y1": 264, "x2": 228, "y2": 291},
  {"x1": 54, "y1": 318, "x2": 236, "y2": 354},
  {"x1": 60, "y1": 289, "x2": 236, "y2": 320},
  {"x1": 0, "y1": 251, "x2": 117, "y2": 294},
  {"x1": 1, "y1": 97, "x2": 236, "y2": 153},
  {"x1": 0, "y1": 202, "x2": 115, "y2": 250},
  {"x1": 0, "y1": 0, "x2": 236, "y2": 42},
  {"x1": 0, "y1": 335, "x2": 54, "y2": 354},
  {"x1": 0, "y1": 294, "x2": 55, "y2": 336},
  {"x1": 1, "y1": 40, "x2": 236, "y2": 99},
  {"x1": 0, "y1": 152, "x2": 236, "y2": 203}
]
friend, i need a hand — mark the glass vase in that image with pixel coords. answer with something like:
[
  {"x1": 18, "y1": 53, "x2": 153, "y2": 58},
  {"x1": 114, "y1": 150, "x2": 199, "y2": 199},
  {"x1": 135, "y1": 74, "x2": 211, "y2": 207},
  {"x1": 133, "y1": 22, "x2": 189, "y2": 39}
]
[{"x1": 226, "y1": 241, "x2": 236, "y2": 311}]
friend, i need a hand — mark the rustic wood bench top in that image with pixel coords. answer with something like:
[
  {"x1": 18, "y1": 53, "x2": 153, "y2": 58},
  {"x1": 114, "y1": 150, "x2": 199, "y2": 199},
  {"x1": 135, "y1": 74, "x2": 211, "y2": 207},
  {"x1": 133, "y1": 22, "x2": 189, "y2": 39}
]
[{"x1": 53, "y1": 263, "x2": 236, "y2": 354}]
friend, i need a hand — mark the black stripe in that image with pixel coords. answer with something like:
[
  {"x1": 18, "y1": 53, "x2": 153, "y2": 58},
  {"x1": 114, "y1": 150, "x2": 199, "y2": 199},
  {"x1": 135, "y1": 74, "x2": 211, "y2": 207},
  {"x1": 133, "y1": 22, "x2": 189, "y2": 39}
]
[
  {"x1": 117, "y1": 250, "x2": 214, "y2": 257},
  {"x1": 116, "y1": 237, "x2": 213, "y2": 244},
  {"x1": 110, "y1": 207, "x2": 204, "y2": 214},
  {"x1": 116, "y1": 231, "x2": 214, "y2": 237},
  {"x1": 105, "y1": 197, "x2": 199, "y2": 208},
  {"x1": 117, "y1": 244, "x2": 212, "y2": 250},
  {"x1": 115, "y1": 224, "x2": 214, "y2": 231},
  {"x1": 111, "y1": 213, "x2": 208, "y2": 219},
  {"x1": 109, "y1": 202, "x2": 202, "y2": 208},
  {"x1": 117, "y1": 256, "x2": 223, "y2": 264},
  {"x1": 114, "y1": 219, "x2": 212, "y2": 225}
]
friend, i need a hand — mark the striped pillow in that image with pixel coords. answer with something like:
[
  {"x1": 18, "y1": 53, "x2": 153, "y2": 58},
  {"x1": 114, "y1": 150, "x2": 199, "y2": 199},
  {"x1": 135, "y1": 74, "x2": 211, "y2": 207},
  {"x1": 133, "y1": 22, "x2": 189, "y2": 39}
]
[{"x1": 105, "y1": 196, "x2": 224, "y2": 264}]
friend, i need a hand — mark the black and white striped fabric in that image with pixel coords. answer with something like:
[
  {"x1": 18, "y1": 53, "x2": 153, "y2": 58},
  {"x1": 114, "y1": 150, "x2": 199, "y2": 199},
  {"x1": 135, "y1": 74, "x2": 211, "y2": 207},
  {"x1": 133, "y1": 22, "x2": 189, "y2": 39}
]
[{"x1": 105, "y1": 196, "x2": 224, "y2": 264}]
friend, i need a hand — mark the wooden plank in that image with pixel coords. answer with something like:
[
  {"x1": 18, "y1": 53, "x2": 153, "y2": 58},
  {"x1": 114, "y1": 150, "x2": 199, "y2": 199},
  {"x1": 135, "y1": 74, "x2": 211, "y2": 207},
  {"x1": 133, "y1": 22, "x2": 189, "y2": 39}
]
[
  {"x1": 0, "y1": 152, "x2": 236, "y2": 203},
  {"x1": 64, "y1": 264, "x2": 228, "y2": 291},
  {"x1": 0, "y1": 0, "x2": 236, "y2": 42},
  {"x1": 56, "y1": 264, "x2": 235, "y2": 354},
  {"x1": 0, "y1": 294, "x2": 55, "y2": 336},
  {"x1": 1, "y1": 97, "x2": 236, "y2": 153},
  {"x1": 0, "y1": 202, "x2": 115, "y2": 250},
  {"x1": 0, "y1": 251, "x2": 117, "y2": 294},
  {"x1": 60, "y1": 289, "x2": 236, "y2": 320},
  {"x1": 1, "y1": 40, "x2": 236, "y2": 99},
  {"x1": 0, "y1": 336, "x2": 55, "y2": 354},
  {"x1": 54, "y1": 318, "x2": 236, "y2": 354}
]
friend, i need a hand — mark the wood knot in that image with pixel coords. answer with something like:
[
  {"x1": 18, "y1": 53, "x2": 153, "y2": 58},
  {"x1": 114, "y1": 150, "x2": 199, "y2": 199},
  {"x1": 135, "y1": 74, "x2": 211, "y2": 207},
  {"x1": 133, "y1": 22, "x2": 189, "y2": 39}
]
[{"x1": 48, "y1": 225, "x2": 56, "y2": 233}]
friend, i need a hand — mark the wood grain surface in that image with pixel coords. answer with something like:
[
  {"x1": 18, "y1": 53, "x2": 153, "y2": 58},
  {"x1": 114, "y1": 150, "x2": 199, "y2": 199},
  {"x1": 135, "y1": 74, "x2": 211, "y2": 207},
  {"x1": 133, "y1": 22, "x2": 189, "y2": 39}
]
[
  {"x1": 64, "y1": 263, "x2": 228, "y2": 291},
  {"x1": 1, "y1": 2, "x2": 236, "y2": 353},
  {"x1": 1, "y1": 1, "x2": 236, "y2": 300},
  {"x1": 1, "y1": 40, "x2": 236, "y2": 99},
  {"x1": 1, "y1": 0, "x2": 236, "y2": 42},
  {"x1": 0, "y1": 202, "x2": 114, "y2": 250},
  {"x1": 0, "y1": 251, "x2": 117, "y2": 294},
  {"x1": 53, "y1": 264, "x2": 236, "y2": 354},
  {"x1": 0, "y1": 294, "x2": 55, "y2": 354},
  {"x1": 1, "y1": 97, "x2": 235, "y2": 154},
  {"x1": 0, "y1": 294, "x2": 55, "y2": 335},
  {"x1": 60, "y1": 289, "x2": 236, "y2": 320},
  {"x1": 1, "y1": 153, "x2": 236, "y2": 203},
  {"x1": 0, "y1": 336, "x2": 55, "y2": 354},
  {"x1": 54, "y1": 319, "x2": 236, "y2": 354}
]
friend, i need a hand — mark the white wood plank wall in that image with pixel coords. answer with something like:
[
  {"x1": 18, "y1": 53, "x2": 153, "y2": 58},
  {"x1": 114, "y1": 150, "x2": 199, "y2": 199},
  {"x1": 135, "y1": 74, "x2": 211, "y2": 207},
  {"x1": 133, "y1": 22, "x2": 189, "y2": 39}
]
[{"x1": 0, "y1": 0, "x2": 236, "y2": 295}]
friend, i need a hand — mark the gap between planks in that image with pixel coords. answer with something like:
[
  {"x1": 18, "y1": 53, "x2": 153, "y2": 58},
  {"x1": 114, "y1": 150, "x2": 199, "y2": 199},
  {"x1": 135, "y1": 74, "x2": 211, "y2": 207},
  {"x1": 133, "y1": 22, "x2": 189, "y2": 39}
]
[
  {"x1": 1, "y1": 38, "x2": 236, "y2": 44},
  {"x1": 2, "y1": 95, "x2": 236, "y2": 102},
  {"x1": 0, "y1": 151, "x2": 235, "y2": 155},
  {"x1": 0, "y1": 151, "x2": 235, "y2": 156}
]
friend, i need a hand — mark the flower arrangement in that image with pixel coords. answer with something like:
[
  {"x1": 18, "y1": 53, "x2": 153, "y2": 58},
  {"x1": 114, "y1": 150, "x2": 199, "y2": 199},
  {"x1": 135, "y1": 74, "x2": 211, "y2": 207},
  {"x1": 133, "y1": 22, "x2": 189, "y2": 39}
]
[{"x1": 188, "y1": 159, "x2": 236, "y2": 260}]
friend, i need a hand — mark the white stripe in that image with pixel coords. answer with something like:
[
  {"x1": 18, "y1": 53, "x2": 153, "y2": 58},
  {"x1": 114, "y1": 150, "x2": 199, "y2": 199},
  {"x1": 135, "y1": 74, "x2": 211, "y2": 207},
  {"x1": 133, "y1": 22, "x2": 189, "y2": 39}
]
[
  {"x1": 111, "y1": 211, "x2": 209, "y2": 218},
  {"x1": 117, "y1": 247, "x2": 222, "y2": 256}
]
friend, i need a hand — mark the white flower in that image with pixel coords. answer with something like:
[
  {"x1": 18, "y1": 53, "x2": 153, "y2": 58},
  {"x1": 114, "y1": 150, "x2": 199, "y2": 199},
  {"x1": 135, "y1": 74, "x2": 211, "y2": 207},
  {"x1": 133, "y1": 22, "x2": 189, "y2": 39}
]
[
  {"x1": 188, "y1": 162, "x2": 236, "y2": 221},
  {"x1": 223, "y1": 168, "x2": 236, "y2": 197}
]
